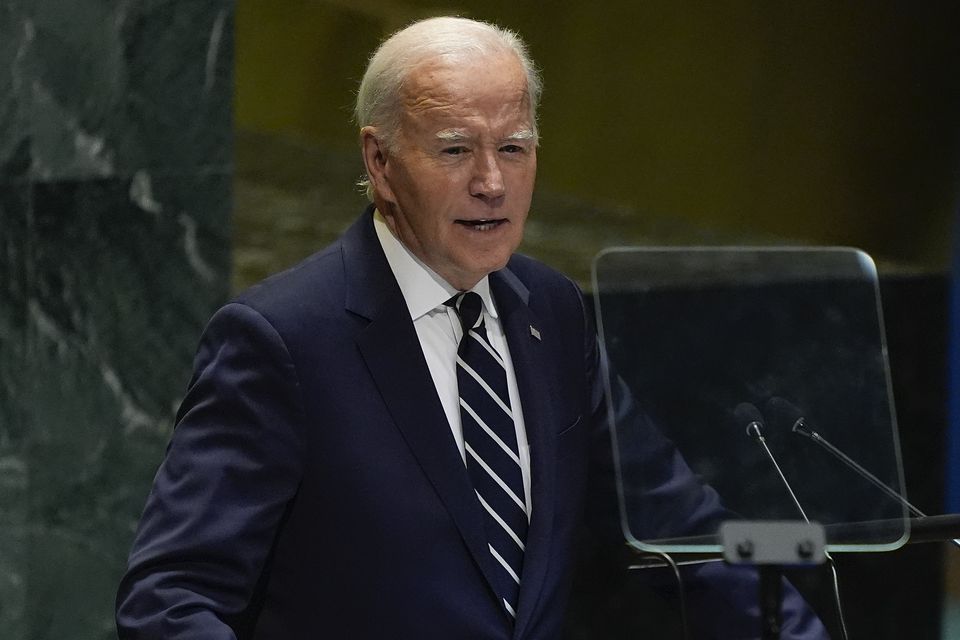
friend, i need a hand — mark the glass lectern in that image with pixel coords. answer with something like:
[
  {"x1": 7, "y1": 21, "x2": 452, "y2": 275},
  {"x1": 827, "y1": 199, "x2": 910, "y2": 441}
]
[{"x1": 591, "y1": 247, "x2": 909, "y2": 557}]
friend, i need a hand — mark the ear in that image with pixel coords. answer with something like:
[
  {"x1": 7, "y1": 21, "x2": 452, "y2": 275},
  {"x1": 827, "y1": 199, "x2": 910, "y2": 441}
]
[{"x1": 360, "y1": 127, "x2": 395, "y2": 202}]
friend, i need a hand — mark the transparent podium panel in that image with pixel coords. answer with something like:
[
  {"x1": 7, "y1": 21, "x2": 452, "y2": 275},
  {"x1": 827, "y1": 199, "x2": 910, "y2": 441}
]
[{"x1": 591, "y1": 247, "x2": 908, "y2": 554}]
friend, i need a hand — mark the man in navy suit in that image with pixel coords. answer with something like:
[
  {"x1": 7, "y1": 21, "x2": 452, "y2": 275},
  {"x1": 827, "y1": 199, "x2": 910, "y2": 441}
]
[{"x1": 116, "y1": 16, "x2": 828, "y2": 639}]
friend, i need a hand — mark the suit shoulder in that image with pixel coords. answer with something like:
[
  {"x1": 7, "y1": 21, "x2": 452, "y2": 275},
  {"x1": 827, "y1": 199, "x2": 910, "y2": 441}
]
[
  {"x1": 505, "y1": 253, "x2": 583, "y2": 300},
  {"x1": 232, "y1": 242, "x2": 344, "y2": 323}
]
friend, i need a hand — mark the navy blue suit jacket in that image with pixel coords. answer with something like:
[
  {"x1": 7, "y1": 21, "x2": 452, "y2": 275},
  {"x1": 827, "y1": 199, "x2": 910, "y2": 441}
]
[{"x1": 116, "y1": 209, "x2": 828, "y2": 639}]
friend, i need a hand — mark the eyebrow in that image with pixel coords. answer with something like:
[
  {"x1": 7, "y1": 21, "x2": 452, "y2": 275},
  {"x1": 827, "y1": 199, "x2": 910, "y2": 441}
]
[
  {"x1": 505, "y1": 129, "x2": 536, "y2": 142},
  {"x1": 434, "y1": 129, "x2": 537, "y2": 143},
  {"x1": 435, "y1": 129, "x2": 470, "y2": 143}
]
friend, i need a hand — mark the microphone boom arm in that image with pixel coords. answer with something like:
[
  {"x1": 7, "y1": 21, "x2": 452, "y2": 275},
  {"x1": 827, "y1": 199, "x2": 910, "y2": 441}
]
[{"x1": 792, "y1": 418, "x2": 960, "y2": 549}]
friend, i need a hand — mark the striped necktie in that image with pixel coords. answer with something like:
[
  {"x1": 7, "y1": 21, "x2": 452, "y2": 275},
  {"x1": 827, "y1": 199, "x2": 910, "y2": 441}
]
[{"x1": 448, "y1": 291, "x2": 527, "y2": 621}]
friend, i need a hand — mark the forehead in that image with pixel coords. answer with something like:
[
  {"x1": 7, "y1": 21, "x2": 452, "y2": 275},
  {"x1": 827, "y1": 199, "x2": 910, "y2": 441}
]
[{"x1": 400, "y1": 53, "x2": 532, "y2": 130}]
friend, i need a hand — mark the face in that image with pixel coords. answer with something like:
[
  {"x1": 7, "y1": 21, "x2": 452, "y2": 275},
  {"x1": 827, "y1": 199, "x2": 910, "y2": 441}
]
[{"x1": 362, "y1": 53, "x2": 537, "y2": 291}]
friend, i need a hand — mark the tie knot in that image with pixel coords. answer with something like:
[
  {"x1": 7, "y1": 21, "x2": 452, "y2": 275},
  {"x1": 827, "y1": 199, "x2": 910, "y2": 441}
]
[{"x1": 447, "y1": 291, "x2": 483, "y2": 332}]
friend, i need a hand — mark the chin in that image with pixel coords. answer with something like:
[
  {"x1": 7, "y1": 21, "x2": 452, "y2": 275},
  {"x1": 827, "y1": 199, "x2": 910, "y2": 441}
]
[
  {"x1": 452, "y1": 248, "x2": 516, "y2": 284},
  {"x1": 483, "y1": 257, "x2": 512, "y2": 277}
]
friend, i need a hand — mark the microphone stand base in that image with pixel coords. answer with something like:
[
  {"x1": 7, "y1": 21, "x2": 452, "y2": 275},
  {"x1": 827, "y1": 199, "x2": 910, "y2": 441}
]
[{"x1": 720, "y1": 520, "x2": 827, "y2": 640}]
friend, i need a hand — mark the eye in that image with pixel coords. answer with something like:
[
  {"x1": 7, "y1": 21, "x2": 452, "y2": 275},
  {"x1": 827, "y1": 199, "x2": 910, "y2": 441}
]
[
  {"x1": 500, "y1": 144, "x2": 525, "y2": 154},
  {"x1": 442, "y1": 146, "x2": 468, "y2": 156}
]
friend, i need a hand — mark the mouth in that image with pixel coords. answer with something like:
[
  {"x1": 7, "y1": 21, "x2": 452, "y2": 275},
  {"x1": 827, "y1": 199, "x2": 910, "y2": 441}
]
[{"x1": 455, "y1": 218, "x2": 507, "y2": 232}]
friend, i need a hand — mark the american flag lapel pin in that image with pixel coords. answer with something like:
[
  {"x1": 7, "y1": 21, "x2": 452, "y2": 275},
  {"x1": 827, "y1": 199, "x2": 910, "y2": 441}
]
[{"x1": 529, "y1": 325, "x2": 541, "y2": 341}]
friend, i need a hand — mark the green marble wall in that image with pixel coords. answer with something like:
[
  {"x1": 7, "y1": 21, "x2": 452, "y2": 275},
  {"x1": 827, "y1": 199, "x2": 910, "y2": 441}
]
[{"x1": 0, "y1": 2, "x2": 233, "y2": 638}]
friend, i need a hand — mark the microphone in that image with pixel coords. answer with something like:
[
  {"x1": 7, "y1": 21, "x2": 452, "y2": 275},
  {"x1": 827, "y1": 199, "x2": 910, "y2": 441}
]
[
  {"x1": 765, "y1": 396, "x2": 960, "y2": 549},
  {"x1": 736, "y1": 402, "x2": 852, "y2": 640},
  {"x1": 734, "y1": 403, "x2": 810, "y2": 523},
  {"x1": 735, "y1": 402, "x2": 765, "y2": 441}
]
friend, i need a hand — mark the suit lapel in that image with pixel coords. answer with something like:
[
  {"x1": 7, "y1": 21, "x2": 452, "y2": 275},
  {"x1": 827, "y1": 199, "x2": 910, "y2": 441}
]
[
  {"x1": 341, "y1": 210, "x2": 507, "y2": 609},
  {"x1": 491, "y1": 270, "x2": 558, "y2": 639}
]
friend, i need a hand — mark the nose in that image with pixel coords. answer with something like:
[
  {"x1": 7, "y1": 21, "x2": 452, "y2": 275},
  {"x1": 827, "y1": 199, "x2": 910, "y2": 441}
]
[{"x1": 469, "y1": 150, "x2": 505, "y2": 202}]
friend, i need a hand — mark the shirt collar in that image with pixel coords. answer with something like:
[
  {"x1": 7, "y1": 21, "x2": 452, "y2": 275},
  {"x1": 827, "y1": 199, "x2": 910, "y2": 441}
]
[{"x1": 373, "y1": 209, "x2": 499, "y2": 321}]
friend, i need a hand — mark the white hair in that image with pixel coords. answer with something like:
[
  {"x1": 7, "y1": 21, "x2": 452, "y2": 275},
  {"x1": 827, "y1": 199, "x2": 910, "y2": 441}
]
[{"x1": 355, "y1": 16, "x2": 542, "y2": 197}]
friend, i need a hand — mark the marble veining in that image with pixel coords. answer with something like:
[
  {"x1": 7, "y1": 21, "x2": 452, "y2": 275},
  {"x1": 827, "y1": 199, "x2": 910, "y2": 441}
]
[
  {"x1": 177, "y1": 213, "x2": 219, "y2": 284},
  {"x1": 205, "y1": 8, "x2": 228, "y2": 94},
  {"x1": 1, "y1": 1, "x2": 233, "y2": 185},
  {"x1": 128, "y1": 170, "x2": 162, "y2": 216},
  {"x1": 0, "y1": 2, "x2": 234, "y2": 638}
]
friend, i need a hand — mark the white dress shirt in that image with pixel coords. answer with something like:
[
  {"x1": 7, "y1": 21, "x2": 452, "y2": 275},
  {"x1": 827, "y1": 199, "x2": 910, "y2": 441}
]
[{"x1": 373, "y1": 211, "x2": 532, "y2": 515}]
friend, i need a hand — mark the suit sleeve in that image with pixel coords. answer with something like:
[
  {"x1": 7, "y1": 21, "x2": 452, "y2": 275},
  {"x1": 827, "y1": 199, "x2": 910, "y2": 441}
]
[
  {"x1": 116, "y1": 302, "x2": 306, "y2": 639},
  {"x1": 578, "y1": 286, "x2": 830, "y2": 640}
]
